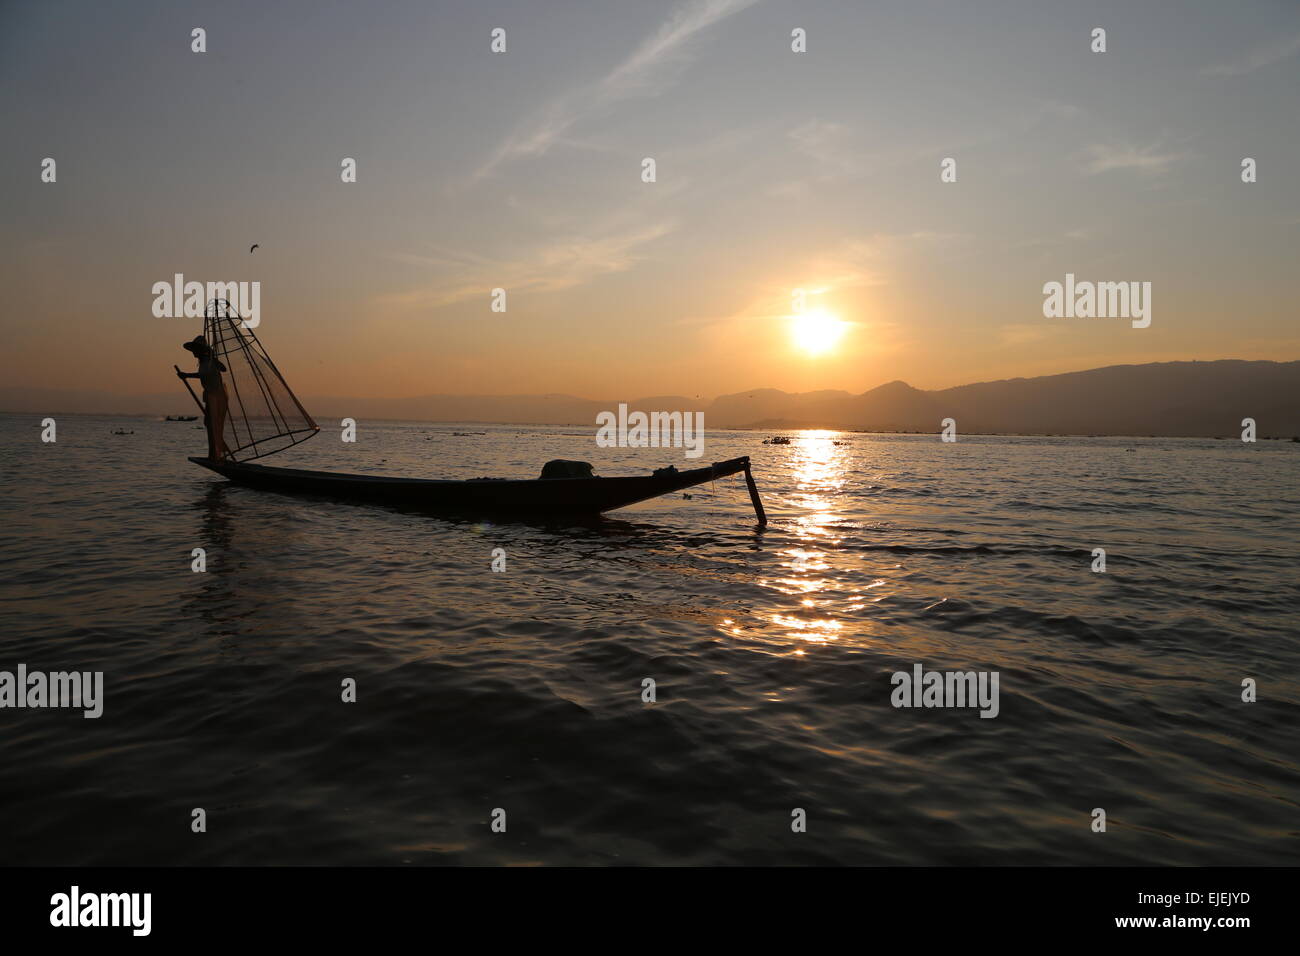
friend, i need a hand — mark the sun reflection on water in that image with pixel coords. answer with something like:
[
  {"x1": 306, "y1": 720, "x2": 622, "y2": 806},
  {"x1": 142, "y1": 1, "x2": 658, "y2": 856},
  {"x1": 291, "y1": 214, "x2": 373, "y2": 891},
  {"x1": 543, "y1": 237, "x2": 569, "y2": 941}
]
[{"x1": 745, "y1": 430, "x2": 878, "y2": 650}]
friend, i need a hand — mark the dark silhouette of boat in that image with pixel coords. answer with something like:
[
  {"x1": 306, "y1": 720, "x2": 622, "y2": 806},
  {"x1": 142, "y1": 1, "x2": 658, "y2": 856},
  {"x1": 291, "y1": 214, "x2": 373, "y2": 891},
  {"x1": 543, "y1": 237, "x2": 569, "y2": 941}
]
[
  {"x1": 189, "y1": 454, "x2": 765, "y2": 519},
  {"x1": 180, "y1": 301, "x2": 767, "y2": 522}
]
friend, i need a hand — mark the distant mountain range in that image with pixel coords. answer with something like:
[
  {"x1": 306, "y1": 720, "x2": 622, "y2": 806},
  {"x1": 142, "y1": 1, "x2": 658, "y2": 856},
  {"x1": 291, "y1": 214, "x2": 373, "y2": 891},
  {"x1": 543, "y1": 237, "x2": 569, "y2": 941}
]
[{"x1": 4, "y1": 360, "x2": 1297, "y2": 437}]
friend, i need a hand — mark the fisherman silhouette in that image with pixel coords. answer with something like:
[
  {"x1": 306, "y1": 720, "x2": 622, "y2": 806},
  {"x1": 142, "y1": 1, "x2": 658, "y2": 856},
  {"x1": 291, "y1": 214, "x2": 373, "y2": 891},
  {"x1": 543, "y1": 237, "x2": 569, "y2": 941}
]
[{"x1": 177, "y1": 335, "x2": 230, "y2": 461}]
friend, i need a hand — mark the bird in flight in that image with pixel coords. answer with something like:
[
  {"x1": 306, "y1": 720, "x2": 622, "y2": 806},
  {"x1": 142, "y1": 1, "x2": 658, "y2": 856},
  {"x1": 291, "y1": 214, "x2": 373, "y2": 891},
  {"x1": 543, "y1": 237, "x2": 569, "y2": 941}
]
[{"x1": 249, "y1": 243, "x2": 260, "y2": 254}]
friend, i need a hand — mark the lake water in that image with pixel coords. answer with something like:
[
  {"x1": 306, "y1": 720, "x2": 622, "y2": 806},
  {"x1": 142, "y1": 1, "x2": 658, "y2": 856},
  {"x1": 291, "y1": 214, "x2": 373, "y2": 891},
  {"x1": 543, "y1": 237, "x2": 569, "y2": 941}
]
[{"x1": 1, "y1": 413, "x2": 1297, "y2": 865}]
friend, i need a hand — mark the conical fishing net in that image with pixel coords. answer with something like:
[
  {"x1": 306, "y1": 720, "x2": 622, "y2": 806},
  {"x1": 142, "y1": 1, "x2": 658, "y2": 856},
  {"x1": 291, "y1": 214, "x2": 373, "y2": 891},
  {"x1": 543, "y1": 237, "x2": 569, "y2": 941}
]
[{"x1": 203, "y1": 300, "x2": 318, "y2": 461}]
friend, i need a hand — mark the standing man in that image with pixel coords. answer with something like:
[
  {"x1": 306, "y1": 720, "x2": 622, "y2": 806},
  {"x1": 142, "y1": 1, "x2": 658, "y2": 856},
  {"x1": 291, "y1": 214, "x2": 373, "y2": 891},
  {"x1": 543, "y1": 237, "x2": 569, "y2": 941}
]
[{"x1": 177, "y1": 335, "x2": 230, "y2": 461}]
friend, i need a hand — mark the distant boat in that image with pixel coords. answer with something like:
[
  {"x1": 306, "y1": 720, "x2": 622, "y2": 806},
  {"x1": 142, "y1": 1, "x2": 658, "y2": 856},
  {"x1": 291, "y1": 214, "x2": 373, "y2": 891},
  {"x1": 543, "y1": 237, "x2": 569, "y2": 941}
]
[
  {"x1": 183, "y1": 300, "x2": 766, "y2": 523},
  {"x1": 165, "y1": 414, "x2": 199, "y2": 422}
]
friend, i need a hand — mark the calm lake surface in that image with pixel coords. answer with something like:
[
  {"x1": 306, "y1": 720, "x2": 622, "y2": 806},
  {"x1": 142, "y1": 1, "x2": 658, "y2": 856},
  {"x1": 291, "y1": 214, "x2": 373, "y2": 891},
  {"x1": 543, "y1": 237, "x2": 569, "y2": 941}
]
[{"x1": 1, "y1": 413, "x2": 1297, "y2": 865}]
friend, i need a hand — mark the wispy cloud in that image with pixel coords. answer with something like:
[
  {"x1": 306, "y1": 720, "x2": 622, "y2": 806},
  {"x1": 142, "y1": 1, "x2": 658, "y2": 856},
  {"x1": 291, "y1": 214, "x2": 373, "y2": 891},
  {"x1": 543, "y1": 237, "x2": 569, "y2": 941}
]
[
  {"x1": 1202, "y1": 29, "x2": 1300, "y2": 77},
  {"x1": 789, "y1": 119, "x2": 859, "y2": 174},
  {"x1": 382, "y1": 221, "x2": 675, "y2": 310},
  {"x1": 738, "y1": 232, "x2": 968, "y2": 315},
  {"x1": 473, "y1": 0, "x2": 761, "y2": 181},
  {"x1": 1082, "y1": 143, "x2": 1188, "y2": 176},
  {"x1": 996, "y1": 323, "x2": 1054, "y2": 348}
]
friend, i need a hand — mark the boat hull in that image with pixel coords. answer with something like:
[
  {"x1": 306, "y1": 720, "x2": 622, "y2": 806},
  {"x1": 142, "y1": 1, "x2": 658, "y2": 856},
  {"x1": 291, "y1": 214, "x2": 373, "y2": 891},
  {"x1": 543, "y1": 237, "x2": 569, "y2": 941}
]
[{"x1": 188, "y1": 455, "x2": 756, "y2": 517}]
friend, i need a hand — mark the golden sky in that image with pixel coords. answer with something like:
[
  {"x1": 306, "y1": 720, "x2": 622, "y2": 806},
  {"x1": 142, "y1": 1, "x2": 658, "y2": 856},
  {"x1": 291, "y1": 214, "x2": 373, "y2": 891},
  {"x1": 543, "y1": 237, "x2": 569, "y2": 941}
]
[{"x1": 3, "y1": 0, "x2": 1298, "y2": 404}]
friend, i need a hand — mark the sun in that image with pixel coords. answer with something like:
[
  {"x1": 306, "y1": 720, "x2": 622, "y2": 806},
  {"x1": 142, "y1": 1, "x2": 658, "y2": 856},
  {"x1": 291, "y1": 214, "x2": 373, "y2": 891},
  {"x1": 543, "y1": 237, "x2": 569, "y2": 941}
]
[{"x1": 791, "y1": 308, "x2": 847, "y2": 356}]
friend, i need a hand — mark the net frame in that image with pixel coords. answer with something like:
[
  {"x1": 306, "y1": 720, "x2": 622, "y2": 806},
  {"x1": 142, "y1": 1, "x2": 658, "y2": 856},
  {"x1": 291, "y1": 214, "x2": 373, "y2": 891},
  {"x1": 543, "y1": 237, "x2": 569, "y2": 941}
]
[{"x1": 203, "y1": 299, "x2": 319, "y2": 462}]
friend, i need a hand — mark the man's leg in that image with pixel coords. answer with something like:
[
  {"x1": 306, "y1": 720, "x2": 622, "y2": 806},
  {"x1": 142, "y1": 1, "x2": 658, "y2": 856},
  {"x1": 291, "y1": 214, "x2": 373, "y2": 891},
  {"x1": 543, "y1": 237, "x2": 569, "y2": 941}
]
[
  {"x1": 210, "y1": 391, "x2": 229, "y2": 459},
  {"x1": 203, "y1": 399, "x2": 218, "y2": 460}
]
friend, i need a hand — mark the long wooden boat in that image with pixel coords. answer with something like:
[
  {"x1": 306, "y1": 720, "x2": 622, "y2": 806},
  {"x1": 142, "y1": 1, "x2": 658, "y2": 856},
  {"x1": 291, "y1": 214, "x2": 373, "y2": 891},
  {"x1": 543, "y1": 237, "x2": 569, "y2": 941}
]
[
  {"x1": 189, "y1": 454, "x2": 767, "y2": 520},
  {"x1": 178, "y1": 301, "x2": 766, "y2": 523}
]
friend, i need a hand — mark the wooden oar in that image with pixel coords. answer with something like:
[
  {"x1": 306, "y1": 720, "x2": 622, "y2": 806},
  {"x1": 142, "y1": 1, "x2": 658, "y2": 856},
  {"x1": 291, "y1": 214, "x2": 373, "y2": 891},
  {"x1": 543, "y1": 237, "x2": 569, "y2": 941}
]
[
  {"x1": 743, "y1": 460, "x2": 767, "y2": 526},
  {"x1": 174, "y1": 365, "x2": 205, "y2": 414}
]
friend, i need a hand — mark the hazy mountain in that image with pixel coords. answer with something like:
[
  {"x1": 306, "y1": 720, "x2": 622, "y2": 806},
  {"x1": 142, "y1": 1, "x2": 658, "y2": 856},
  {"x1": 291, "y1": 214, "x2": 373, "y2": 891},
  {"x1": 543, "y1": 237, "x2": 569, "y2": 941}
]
[
  {"x1": 2, "y1": 360, "x2": 1295, "y2": 437},
  {"x1": 705, "y1": 361, "x2": 1299, "y2": 436},
  {"x1": 930, "y1": 361, "x2": 1297, "y2": 436}
]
